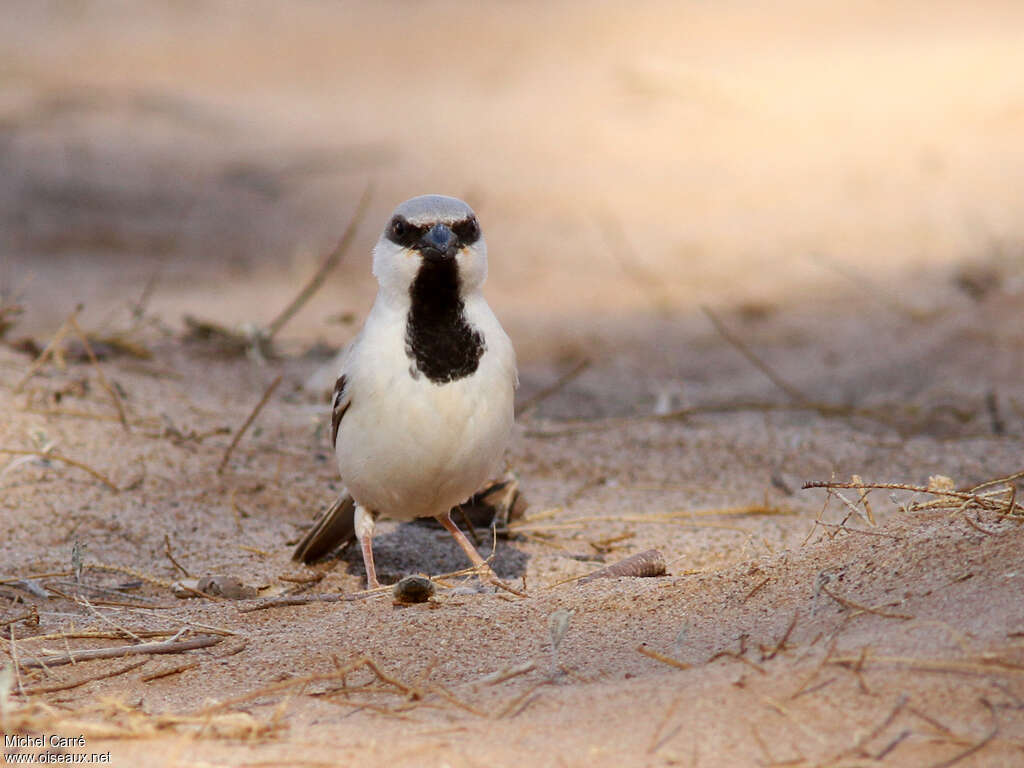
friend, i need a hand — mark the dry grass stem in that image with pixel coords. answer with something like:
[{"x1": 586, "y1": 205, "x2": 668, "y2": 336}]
[
  {"x1": 637, "y1": 645, "x2": 693, "y2": 670},
  {"x1": 428, "y1": 683, "x2": 487, "y2": 718},
  {"x1": 0, "y1": 448, "x2": 120, "y2": 492},
  {"x1": 830, "y1": 653, "x2": 1024, "y2": 678},
  {"x1": 647, "y1": 693, "x2": 685, "y2": 754},
  {"x1": 708, "y1": 649, "x2": 767, "y2": 675},
  {"x1": 0, "y1": 609, "x2": 38, "y2": 630},
  {"x1": 17, "y1": 658, "x2": 149, "y2": 696},
  {"x1": 761, "y1": 695, "x2": 826, "y2": 746},
  {"x1": 743, "y1": 577, "x2": 771, "y2": 602},
  {"x1": 839, "y1": 694, "x2": 907, "y2": 758},
  {"x1": 20, "y1": 634, "x2": 223, "y2": 668},
  {"x1": 266, "y1": 184, "x2": 373, "y2": 339},
  {"x1": 812, "y1": 520, "x2": 900, "y2": 539},
  {"x1": 13, "y1": 309, "x2": 76, "y2": 392},
  {"x1": 83, "y1": 561, "x2": 176, "y2": 590},
  {"x1": 700, "y1": 305, "x2": 810, "y2": 403},
  {"x1": 67, "y1": 315, "x2": 129, "y2": 431},
  {"x1": 925, "y1": 700, "x2": 999, "y2": 768},
  {"x1": 163, "y1": 534, "x2": 192, "y2": 578},
  {"x1": 968, "y1": 469, "x2": 1024, "y2": 493},
  {"x1": 803, "y1": 479, "x2": 1024, "y2": 516},
  {"x1": 761, "y1": 611, "x2": 799, "y2": 661},
  {"x1": 21, "y1": 630, "x2": 177, "y2": 643},
  {"x1": 516, "y1": 358, "x2": 591, "y2": 418},
  {"x1": 141, "y1": 660, "x2": 201, "y2": 682},
  {"x1": 217, "y1": 374, "x2": 283, "y2": 475},
  {"x1": 0, "y1": 571, "x2": 72, "y2": 585},
  {"x1": 495, "y1": 680, "x2": 548, "y2": 719},
  {"x1": 200, "y1": 654, "x2": 420, "y2": 717},
  {"x1": 9, "y1": 625, "x2": 25, "y2": 696},
  {"x1": 477, "y1": 661, "x2": 537, "y2": 686},
  {"x1": 819, "y1": 584, "x2": 914, "y2": 621}
]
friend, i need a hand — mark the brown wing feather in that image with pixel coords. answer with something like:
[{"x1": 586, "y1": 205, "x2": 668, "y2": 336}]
[
  {"x1": 292, "y1": 493, "x2": 356, "y2": 563},
  {"x1": 330, "y1": 374, "x2": 350, "y2": 447}
]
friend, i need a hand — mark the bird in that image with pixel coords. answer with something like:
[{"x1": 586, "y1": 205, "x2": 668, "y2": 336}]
[{"x1": 292, "y1": 194, "x2": 517, "y2": 590}]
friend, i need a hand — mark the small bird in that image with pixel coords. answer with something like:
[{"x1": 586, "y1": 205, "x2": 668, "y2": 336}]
[{"x1": 293, "y1": 195, "x2": 517, "y2": 589}]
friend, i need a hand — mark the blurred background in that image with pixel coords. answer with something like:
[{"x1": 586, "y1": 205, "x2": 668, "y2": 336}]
[{"x1": 2, "y1": 0, "x2": 1023, "y2": 372}]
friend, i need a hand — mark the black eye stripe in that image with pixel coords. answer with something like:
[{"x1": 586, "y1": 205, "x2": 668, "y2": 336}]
[
  {"x1": 386, "y1": 215, "x2": 480, "y2": 248},
  {"x1": 386, "y1": 216, "x2": 426, "y2": 247},
  {"x1": 451, "y1": 216, "x2": 480, "y2": 245}
]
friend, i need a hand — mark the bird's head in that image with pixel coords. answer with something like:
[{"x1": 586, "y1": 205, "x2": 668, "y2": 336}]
[{"x1": 372, "y1": 195, "x2": 487, "y2": 305}]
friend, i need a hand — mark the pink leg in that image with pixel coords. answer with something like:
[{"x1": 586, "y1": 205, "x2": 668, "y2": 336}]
[
  {"x1": 354, "y1": 506, "x2": 380, "y2": 589},
  {"x1": 437, "y1": 510, "x2": 494, "y2": 574}
]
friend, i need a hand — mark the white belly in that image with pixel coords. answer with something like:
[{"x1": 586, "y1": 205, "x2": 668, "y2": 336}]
[{"x1": 335, "y1": 300, "x2": 515, "y2": 521}]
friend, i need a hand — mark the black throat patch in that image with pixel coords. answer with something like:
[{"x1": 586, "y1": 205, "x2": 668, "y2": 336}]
[{"x1": 405, "y1": 258, "x2": 485, "y2": 384}]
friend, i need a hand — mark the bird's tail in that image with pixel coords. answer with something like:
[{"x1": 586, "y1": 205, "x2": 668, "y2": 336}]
[{"x1": 292, "y1": 492, "x2": 357, "y2": 564}]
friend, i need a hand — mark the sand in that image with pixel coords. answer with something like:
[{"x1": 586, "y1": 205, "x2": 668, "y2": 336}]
[{"x1": 2, "y1": 2, "x2": 1023, "y2": 766}]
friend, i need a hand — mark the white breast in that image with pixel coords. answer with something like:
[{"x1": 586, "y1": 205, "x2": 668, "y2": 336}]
[{"x1": 334, "y1": 293, "x2": 516, "y2": 521}]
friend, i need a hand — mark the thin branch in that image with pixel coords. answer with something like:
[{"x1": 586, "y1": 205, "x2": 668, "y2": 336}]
[
  {"x1": 761, "y1": 611, "x2": 799, "y2": 661},
  {"x1": 266, "y1": 184, "x2": 373, "y2": 339},
  {"x1": 163, "y1": 534, "x2": 191, "y2": 578},
  {"x1": 141, "y1": 660, "x2": 200, "y2": 682},
  {"x1": 700, "y1": 305, "x2": 809, "y2": 404},
  {"x1": 13, "y1": 309, "x2": 76, "y2": 393},
  {"x1": 515, "y1": 358, "x2": 591, "y2": 418},
  {"x1": 216, "y1": 375, "x2": 283, "y2": 475},
  {"x1": 19, "y1": 635, "x2": 223, "y2": 669},
  {"x1": 804, "y1": 479, "x2": 1023, "y2": 515},
  {"x1": 0, "y1": 448, "x2": 120, "y2": 492},
  {"x1": 9, "y1": 625, "x2": 24, "y2": 696},
  {"x1": 237, "y1": 588, "x2": 385, "y2": 612},
  {"x1": 968, "y1": 469, "x2": 1024, "y2": 493},
  {"x1": 199, "y1": 654, "x2": 375, "y2": 715},
  {"x1": 477, "y1": 661, "x2": 536, "y2": 686},
  {"x1": 637, "y1": 645, "x2": 693, "y2": 670},
  {"x1": 819, "y1": 584, "x2": 914, "y2": 620},
  {"x1": 925, "y1": 700, "x2": 999, "y2": 768},
  {"x1": 16, "y1": 658, "x2": 149, "y2": 696},
  {"x1": 67, "y1": 315, "x2": 129, "y2": 431}
]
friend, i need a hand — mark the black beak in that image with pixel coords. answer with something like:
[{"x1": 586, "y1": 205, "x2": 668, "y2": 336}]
[{"x1": 418, "y1": 223, "x2": 458, "y2": 262}]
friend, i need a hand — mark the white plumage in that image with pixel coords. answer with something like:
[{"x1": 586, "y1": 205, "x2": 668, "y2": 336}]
[{"x1": 293, "y1": 194, "x2": 516, "y2": 590}]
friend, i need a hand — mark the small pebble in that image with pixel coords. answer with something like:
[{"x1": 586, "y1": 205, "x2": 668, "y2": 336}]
[{"x1": 392, "y1": 575, "x2": 436, "y2": 603}]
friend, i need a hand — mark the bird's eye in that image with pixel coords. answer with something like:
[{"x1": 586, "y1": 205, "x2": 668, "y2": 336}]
[
  {"x1": 390, "y1": 217, "x2": 407, "y2": 239},
  {"x1": 453, "y1": 216, "x2": 480, "y2": 245}
]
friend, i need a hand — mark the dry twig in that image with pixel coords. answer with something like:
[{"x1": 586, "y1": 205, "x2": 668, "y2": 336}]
[
  {"x1": 163, "y1": 534, "x2": 191, "y2": 578},
  {"x1": 700, "y1": 305, "x2": 809, "y2": 403},
  {"x1": 637, "y1": 645, "x2": 693, "y2": 671},
  {"x1": 217, "y1": 375, "x2": 283, "y2": 475},
  {"x1": 141, "y1": 660, "x2": 200, "y2": 682},
  {"x1": 819, "y1": 584, "x2": 914, "y2": 621},
  {"x1": 19, "y1": 635, "x2": 223, "y2": 669},
  {"x1": 67, "y1": 315, "x2": 129, "y2": 431},
  {"x1": 803, "y1": 479, "x2": 1024, "y2": 516},
  {"x1": 516, "y1": 358, "x2": 591, "y2": 418},
  {"x1": 925, "y1": 700, "x2": 999, "y2": 768},
  {"x1": 266, "y1": 184, "x2": 373, "y2": 339},
  {"x1": 0, "y1": 448, "x2": 119, "y2": 492},
  {"x1": 16, "y1": 659, "x2": 149, "y2": 696},
  {"x1": 13, "y1": 310, "x2": 76, "y2": 392}
]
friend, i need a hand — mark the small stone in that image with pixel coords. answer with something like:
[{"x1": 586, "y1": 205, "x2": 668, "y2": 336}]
[{"x1": 392, "y1": 575, "x2": 436, "y2": 604}]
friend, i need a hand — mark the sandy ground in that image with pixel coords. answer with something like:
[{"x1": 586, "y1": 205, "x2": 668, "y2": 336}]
[{"x1": 2, "y1": 2, "x2": 1024, "y2": 766}]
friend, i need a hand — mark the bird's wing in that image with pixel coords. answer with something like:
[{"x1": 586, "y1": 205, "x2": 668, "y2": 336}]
[
  {"x1": 330, "y1": 373, "x2": 351, "y2": 448},
  {"x1": 291, "y1": 492, "x2": 357, "y2": 563}
]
